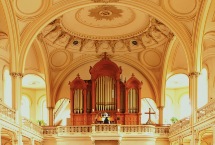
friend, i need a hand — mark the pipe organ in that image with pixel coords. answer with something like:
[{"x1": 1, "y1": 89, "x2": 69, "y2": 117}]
[{"x1": 69, "y1": 54, "x2": 143, "y2": 125}]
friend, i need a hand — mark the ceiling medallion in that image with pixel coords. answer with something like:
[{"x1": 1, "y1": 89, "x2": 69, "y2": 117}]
[
  {"x1": 89, "y1": 5, "x2": 123, "y2": 21},
  {"x1": 92, "y1": 0, "x2": 119, "y2": 3}
]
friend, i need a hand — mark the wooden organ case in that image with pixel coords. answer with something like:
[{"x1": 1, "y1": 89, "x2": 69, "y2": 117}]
[{"x1": 69, "y1": 55, "x2": 142, "y2": 125}]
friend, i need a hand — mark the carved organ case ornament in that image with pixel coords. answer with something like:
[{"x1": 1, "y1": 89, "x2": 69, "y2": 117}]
[{"x1": 69, "y1": 54, "x2": 143, "y2": 125}]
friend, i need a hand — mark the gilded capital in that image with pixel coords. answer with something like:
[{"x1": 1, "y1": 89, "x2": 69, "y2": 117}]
[
  {"x1": 10, "y1": 72, "x2": 23, "y2": 78},
  {"x1": 188, "y1": 72, "x2": 200, "y2": 77}
]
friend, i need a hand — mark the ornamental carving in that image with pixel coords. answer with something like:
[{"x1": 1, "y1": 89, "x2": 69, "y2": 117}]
[
  {"x1": 10, "y1": 72, "x2": 23, "y2": 78},
  {"x1": 88, "y1": 5, "x2": 123, "y2": 21}
]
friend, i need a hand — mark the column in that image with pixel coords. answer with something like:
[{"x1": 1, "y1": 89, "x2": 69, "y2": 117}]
[
  {"x1": 189, "y1": 72, "x2": 200, "y2": 145},
  {"x1": 189, "y1": 72, "x2": 200, "y2": 125},
  {"x1": 158, "y1": 106, "x2": 164, "y2": 125},
  {"x1": 10, "y1": 72, "x2": 23, "y2": 125},
  {"x1": 48, "y1": 107, "x2": 54, "y2": 126}
]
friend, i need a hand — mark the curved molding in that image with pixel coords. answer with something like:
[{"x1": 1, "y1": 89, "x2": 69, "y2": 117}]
[
  {"x1": 192, "y1": 0, "x2": 212, "y2": 72},
  {"x1": 49, "y1": 49, "x2": 72, "y2": 71},
  {"x1": 139, "y1": 49, "x2": 162, "y2": 69},
  {"x1": 14, "y1": 0, "x2": 51, "y2": 20},
  {"x1": 1, "y1": 0, "x2": 20, "y2": 72},
  {"x1": 161, "y1": 0, "x2": 198, "y2": 19}
]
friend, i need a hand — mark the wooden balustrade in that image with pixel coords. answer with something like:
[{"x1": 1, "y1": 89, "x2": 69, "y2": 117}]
[{"x1": 0, "y1": 101, "x2": 16, "y2": 121}]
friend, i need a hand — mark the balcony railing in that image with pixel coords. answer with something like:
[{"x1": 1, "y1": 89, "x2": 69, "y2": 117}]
[
  {"x1": 197, "y1": 99, "x2": 215, "y2": 122},
  {"x1": 42, "y1": 124, "x2": 169, "y2": 137},
  {"x1": 169, "y1": 117, "x2": 190, "y2": 136},
  {"x1": 0, "y1": 101, "x2": 16, "y2": 122},
  {"x1": 22, "y1": 117, "x2": 43, "y2": 135}
]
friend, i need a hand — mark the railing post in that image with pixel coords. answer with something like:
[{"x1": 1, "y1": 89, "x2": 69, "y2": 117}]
[
  {"x1": 117, "y1": 124, "x2": 121, "y2": 134},
  {"x1": 92, "y1": 124, "x2": 95, "y2": 133}
]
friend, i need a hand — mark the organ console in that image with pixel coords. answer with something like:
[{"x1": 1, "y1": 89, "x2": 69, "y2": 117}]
[{"x1": 69, "y1": 54, "x2": 143, "y2": 125}]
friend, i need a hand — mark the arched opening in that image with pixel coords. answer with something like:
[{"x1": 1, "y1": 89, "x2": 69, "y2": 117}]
[
  {"x1": 197, "y1": 68, "x2": 208, "y2": 108},
  {"x1": 3, "y1": 68, "x2": 12, "y2": 108},
  {"x1": 21, "y1": 95, "x2": 31, "y2": 119},
  {"x1": 163, "y1": 96, "x2": 174, "y2": 124},
  {"x1": 141, "y1": 98, "x2": 159, "y2": 124}
]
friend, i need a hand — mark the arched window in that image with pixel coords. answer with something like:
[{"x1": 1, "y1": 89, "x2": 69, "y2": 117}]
[
  {"x1": 198, "y1": 68, "x2": 208, "y2": 108},
  {"x1": 163, "y1": 96, "x2": 174, "y2": 124},
  {"x1": 141, "y1": 98, "x2": 159, "y2": 124},
  {"x1": 38, "y1": 96, "x2": 48, "y2": 124},
  {"x1": 21, "y1": 95, "x2": 31, "y2": 119},
  {"x1": 179, "y1": 94, "x2": 191, "y2": 119},
  {"x1": 3, "y1": 68, "x2": 12, "y2": 107}
]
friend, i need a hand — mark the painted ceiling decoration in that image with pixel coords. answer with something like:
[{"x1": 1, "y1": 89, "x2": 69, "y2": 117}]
[{"x1": 40, "y1": 5, "x2": 174, "y2": 54}]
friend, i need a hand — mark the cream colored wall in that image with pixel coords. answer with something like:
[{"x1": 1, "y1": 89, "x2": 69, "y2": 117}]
[{"x1": 22, "y1": 88, "x2": 46, "y2": 122}]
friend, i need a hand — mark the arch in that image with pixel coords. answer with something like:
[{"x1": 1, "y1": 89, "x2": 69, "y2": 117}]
[{"x1": 18, "y1": 0, "x2": 193, "y2": 75}]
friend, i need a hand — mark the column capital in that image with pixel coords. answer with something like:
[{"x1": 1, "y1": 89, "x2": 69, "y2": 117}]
[
  {"x1": 157, "y1": 106, "x2": 164, "y2": 109},
  {"x1": 10, "y1": 72, "x2": 23, "y2": 78},
  {"x1": 47, "y1": 107, "x2": 54, "y2": 110},
  {"x1": 188, "y1": 72, "x2": 201, "y2": 77}
]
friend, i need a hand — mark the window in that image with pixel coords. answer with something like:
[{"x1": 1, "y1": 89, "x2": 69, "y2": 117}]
[
  {"x1": 21, "y1": 95, "x2": 31, "y2": 119},
  {"x1": 3, "y1": 68, "x2": 12, "y2": 107},
  {"x1": 38, "y1": 96, "x2": 48, "y2": 124}
]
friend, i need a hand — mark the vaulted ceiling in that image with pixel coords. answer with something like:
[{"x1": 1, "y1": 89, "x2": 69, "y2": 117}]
[{"x1": 0, "y1": 0, "x2": 215, "y2": 106}]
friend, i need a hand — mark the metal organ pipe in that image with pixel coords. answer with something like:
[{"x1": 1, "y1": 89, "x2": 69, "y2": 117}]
[{"x1": 95, "y1": 76, "x2": 116, "y2": 111}]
